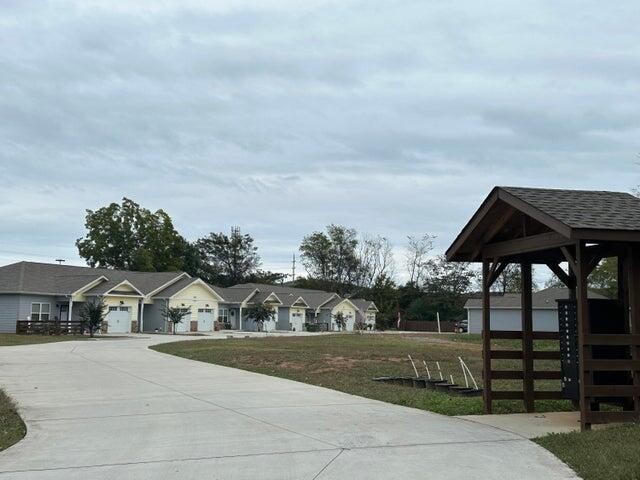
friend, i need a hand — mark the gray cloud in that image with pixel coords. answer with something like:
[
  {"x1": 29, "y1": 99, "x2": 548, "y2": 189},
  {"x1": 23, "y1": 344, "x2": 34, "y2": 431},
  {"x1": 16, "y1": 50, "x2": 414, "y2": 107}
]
[{"x1": 1, "y1": 0, "x2": 640, "y2": 278}]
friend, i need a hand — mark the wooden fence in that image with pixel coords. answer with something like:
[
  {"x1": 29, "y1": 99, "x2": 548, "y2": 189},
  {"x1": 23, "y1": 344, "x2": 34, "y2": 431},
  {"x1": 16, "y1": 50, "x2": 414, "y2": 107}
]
[
  {"x1": 399, "y1": 320, "x2": 456, "y2": 332},
  {"x1": 16, "y1": 320, "x2": 85, "y2": 335}
]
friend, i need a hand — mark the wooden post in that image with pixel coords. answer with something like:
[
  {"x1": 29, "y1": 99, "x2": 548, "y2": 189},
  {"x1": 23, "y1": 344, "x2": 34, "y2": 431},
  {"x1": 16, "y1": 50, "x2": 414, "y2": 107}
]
[
  {"x1": 521, "y1": 262, "x2": 534, "y2": 412},
  {"x1": 576, "y1": 241, "x2": 591, "y2": 431},
  {"x1": 482, "y1": 259, "x2": 492, "y2": 414},
  {"x1": 629, "y1": 247, "x2": 640, "y2": 421}
]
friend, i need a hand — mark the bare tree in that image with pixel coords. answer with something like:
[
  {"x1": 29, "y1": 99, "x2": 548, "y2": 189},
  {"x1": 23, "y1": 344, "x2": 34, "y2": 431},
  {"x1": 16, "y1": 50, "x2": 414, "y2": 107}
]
[
  {"x1": 405, "y1": 234, "x2": 436, "y2": 285},
  {"x1": 357, "y1": 234, "x2": 396, "y2": 288}
]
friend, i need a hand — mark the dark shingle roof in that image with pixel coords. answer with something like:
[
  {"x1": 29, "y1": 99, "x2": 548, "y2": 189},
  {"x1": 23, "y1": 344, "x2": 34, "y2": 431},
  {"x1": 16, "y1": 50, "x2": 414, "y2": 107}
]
[
  {"x1": 502, "y1": 187, "x2": 640, "y2": 231},
  {"x1": 0, "y1": 261, "x2": 186, "y2": 296},
  {"x1": 152, "y1": 277, "x2": 199, "y2": 298},
  {"x1": 214, "y1": 286, "x2": 257, "y2": 304},
  {"x1": 464, "y1": 287, "x2": 607, "y2": 310}
]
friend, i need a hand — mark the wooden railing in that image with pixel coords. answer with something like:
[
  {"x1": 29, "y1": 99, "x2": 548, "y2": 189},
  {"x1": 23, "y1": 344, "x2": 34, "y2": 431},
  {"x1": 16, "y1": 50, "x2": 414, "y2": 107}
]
[
  {"x1": 486, "y1": 330, "x2": 564, "y2": 405},
  {"x1": 16, "y1": 320, "x2": 85, "y2": 335}
]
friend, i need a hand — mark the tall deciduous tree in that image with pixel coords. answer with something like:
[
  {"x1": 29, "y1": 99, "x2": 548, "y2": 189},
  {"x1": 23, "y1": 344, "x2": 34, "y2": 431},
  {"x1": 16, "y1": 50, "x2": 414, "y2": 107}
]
[
  {"x1": 195, "y1": 227, "x2": 261, "y2": 286},
  {"x1": 405, "y1": 234, "x2": 436, "y2": 286},
  {"x1": 356, "y1": 234, "x2": 396, "y2": 288},
  {"x1": 76, "y1": 198, "x2": 188, "y2": 272},
  {"x1": 300, "y1": 225, "x2": 360, "y2": 291}
]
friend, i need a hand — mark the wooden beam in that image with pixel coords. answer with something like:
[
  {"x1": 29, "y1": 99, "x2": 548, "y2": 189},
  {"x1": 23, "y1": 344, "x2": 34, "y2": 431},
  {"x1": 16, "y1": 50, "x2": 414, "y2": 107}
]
[
  {"x1": 521, "y1": 262, "x2": 534, "y2": 413},
  {"x1": 497, "y1": 189, "x2": 573, "y2": 238},
  {"x1": 486, "y1": 260, "x2": 508, "y2": 288},
  {"x1": 546, "y1": 262, "x2": 575, "y2": 288},
  {"x1": 482, "y1": 260, "x2": 492, "y2": 414},
  {"x1": 561, "y1": 246, "x2": 578, "y2": 277},
  {"x1": 576, "y1": 241, "x2": 591, "y2": 431},
  {"x1": 483, "y1": 231, "x2": 572, "y2": 259}
]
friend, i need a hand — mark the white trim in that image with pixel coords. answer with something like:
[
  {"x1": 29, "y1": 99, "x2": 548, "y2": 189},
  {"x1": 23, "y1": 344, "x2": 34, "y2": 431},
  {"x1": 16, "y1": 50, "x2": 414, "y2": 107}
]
[
  {"x1": 71, "y1": 275, "x2": 109, "y2": 296},
  {"x1": 240, "y1": 289, "x2": 260, "y2": 307},
  {"x1": 262, "y1": 292, "x2": 283, "y2": 305},
  {"x1": 145, "y1": 272, "x2": 191, "y2": 298},
  {"x1": 101, "y1": 279, "x2": 144, "y2": 297},
  {"x1": 291, "y1": 296, "x2": 309, "y2": 308},
  {"x1": 330, "y1": 298, "x2": 358, "y2": 312},
  {"x1": 314, "y1": 293, "x2": 340, "y2": 314},
  {"x1": 167, "y1": 278, "x2": 225, "y2": 302}
]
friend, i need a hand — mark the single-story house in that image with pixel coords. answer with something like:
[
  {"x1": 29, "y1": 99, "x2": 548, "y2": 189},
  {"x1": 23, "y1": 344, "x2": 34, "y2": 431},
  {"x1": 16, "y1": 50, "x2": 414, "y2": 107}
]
[
  {"x1": 351, "y1": 298, "x2": 378, "y2": 329},
  {"x1": 0, "y1": 261, "x2": 225, "y2": 334},
  {"x1": 0, "y1": 261, "x2": 380, "y2": 334},
  {"x1": 464, "y1": 287, "x2": 607, "y2": 333}
]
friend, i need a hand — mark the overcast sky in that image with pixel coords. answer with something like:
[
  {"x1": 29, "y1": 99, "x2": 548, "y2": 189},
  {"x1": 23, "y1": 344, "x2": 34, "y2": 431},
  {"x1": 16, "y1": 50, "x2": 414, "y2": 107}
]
[{"x1": 2, "y1": 0, "x2": 640, "y2": 281}]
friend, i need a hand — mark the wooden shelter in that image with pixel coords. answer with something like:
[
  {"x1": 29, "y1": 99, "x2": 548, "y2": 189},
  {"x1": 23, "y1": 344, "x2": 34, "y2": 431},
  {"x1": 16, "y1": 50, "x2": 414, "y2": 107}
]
[{"x1": 446, "y1": 186, "x2": 640, "y2": 430}]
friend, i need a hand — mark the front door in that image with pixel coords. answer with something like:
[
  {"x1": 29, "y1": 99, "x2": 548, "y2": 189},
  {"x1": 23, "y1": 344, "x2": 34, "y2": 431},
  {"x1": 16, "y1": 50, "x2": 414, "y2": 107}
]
[
  {"x1": 107, "y1": 306, "x2": 131, "y2": 333},
  {"x1": 59, "y1": 305, "x2": 69, "y2": 322}
]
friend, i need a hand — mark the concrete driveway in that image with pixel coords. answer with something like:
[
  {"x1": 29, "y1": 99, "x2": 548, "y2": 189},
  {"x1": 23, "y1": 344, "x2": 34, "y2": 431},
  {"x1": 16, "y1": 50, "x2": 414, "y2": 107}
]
[{"x1": 0, "y1": 335, "x2": 578, "y2": 479}]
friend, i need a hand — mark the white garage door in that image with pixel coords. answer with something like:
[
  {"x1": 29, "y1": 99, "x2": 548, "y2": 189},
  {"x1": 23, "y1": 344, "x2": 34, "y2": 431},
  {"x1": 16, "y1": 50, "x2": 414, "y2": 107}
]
[
  {"x1": 175, "y1": 308, "x2": 191, "y2": 333},
  {"x1": 107, "y1": 306, "x2": 131, "y2": 333},
  {"x1": 197, "y1": 308, "x2": 215, "y2": 331}
]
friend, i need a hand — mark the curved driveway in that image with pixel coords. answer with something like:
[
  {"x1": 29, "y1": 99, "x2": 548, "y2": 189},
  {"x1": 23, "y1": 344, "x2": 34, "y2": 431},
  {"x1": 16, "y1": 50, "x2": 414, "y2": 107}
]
[{"x1": 0, "y1": 335, "x2": 578, "y2": 479}]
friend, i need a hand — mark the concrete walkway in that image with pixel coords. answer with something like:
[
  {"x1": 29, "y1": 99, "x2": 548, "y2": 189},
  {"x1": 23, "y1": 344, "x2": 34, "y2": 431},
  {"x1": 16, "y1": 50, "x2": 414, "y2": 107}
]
[{"x1": 0, "y1": 335, "x2": 579, "y2": 479}]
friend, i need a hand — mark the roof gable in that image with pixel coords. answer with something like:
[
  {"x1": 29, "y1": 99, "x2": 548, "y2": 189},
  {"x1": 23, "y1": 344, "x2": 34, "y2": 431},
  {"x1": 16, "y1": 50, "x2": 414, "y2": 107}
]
[{"x1": 447, "y1": 187, "x2": 640, "y2": 262}]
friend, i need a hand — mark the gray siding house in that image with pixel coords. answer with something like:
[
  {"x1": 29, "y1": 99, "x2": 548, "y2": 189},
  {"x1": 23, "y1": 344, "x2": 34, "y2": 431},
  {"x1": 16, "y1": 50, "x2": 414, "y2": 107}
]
[
  {"x1": 464, "y1": 287, "x2": 606, "y2": 333},
  {"x1": 0, "y1": 262, "x2": 215, "y2": 334}
]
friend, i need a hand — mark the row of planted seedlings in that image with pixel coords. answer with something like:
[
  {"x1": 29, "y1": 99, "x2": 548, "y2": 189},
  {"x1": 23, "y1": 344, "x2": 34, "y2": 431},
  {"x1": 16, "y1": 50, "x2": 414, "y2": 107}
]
[{"x1": 373, "y1": 355, "x2": 483, "y2": 397}]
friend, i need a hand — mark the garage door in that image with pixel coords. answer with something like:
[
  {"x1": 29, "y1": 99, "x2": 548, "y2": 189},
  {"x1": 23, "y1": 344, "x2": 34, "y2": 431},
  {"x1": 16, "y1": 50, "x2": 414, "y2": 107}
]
[
  {"x1": 175, "y1": 308, "x2": 191, "y2": 333},
  {"x1": 197, "y1": 308, "x2": 215, "y2": 331},
  {"x1": 107, "y1": 306, "x2": 131, "y2": 333}
]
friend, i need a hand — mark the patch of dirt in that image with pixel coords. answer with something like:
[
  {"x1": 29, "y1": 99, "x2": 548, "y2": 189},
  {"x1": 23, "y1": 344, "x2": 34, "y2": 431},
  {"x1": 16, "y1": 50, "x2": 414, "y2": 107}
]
[{"x1": 275, "y1": 361, "x2": 305, "y2": 370}]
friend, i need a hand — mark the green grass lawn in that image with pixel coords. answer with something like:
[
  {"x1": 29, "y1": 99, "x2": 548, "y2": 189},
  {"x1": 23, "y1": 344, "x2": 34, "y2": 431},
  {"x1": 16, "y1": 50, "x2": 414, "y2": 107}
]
[
  {"x1": 0, "y1": 334, "x2": 90, "y2": 347},
  {"x1": 151, "y1": 332, "x2": 573, "y2": 416},
  {"x1": 535, "y1": 424, "x2": 640, "y2": 480},
  {"x1": 0, "y1": 390, "x2": 25, "y2": 452}
]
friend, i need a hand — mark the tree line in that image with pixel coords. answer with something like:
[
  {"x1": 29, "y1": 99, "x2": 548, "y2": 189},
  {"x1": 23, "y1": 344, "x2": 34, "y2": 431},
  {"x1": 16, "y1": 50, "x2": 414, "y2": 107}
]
[{"x1": 76, "y1": 198, "x2": 617, "y2": 328}]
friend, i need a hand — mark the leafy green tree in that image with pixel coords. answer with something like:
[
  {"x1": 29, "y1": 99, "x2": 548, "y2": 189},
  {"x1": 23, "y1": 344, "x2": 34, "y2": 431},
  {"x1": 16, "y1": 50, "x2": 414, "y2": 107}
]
[
  {"x1": 423, "y1": 255, "x2": 476, "y2": 297},
  {"x1": 364, "y1": 274, "x2": 398, "y2": 329},
  {"x1": 589, "y1": 257, "x2": 617, "y2": 298},
  {"x1": 79, "y1": 297, "x2": 107, "y2": 337},
  {"x1": 244, "y1": 303, "x2": 274, "y2": 332},
  {"x1": 492, "y1": 265, "x2": 539, "y2": 293},
  {"x1": 195, "y1": 227, "x2": 261, "y2": 286},
  {"x1": 333, "y1": 311, "x2": 347, "y2": 331},
  {"x1": 161, "y1": 305, "x2": 191, "y2": 334},
  {"x1": 76, "y1": 198, "x2": 188, "y2": 272},
  {"x1": 300, "y1": 225, "x2": 360, "y2": 293}
]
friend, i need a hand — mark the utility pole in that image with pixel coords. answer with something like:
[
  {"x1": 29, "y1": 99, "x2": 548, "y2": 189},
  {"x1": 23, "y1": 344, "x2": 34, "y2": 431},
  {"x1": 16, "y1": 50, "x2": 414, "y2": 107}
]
[
  {"x1": 55, "y1": 259, "x2": 66, "y2": 265},
  {"x1": 291, "y1": 253, "x2": 296, "y2": 282}
]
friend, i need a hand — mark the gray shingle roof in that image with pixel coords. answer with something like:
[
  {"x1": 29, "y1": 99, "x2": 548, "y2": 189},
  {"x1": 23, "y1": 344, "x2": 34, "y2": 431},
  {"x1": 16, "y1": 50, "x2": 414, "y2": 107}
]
[
  {"x1": 214, "y1": 286, "x2": 257, "y2": 304},
  {"x1": 351, "y1": 298, "x2": 378, "y2": 313},
  {"x1": 464, "y1": 287, "x2": 607, "y2": 310},
  {"x1": 502, "y1": 187, "x2": 640, "y2": 231},
  {"x1": 0, "y1": 261, "x2": 186, "y2": 296},
  {"x1": 152, "y1": 277, "x2": 199, "y2": 298}
]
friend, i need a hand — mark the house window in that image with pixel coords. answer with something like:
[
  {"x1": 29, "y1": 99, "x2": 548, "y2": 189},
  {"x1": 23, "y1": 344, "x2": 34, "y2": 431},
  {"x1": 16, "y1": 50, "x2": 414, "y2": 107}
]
[
  {"x1": 31, "y1": 303, "x2": 50, "y2": 321},
  {"x1": 218, "y1": 308, "x2": 229, "y2": 323}
]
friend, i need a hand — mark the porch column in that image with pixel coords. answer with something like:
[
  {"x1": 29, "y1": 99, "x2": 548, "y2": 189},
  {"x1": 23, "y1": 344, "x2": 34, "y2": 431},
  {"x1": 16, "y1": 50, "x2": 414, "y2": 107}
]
[
  {"x1": 482, "y1": 259, "x2": 492, "y2": 413},
  {"x1": 521, "y1": 262, "x2": 534, "y2": 412},
  {"x1": 68, "y1": 296, "x2": 74, "y2": 333},
  {"x1": 239, "y1": 306, "x2": 243, "y2": 331},
  {"x1": 139, "y1": 299, "x2": 144, "y2": 333}
]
